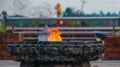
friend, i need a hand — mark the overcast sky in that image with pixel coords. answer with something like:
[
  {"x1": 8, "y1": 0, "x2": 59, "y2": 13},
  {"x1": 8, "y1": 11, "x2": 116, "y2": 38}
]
[
  {"x1": 0, "y1": 0, "x2": 120, "y2": 15},
  {"x1": 31, "y1": 0, "x2": 120, "y2": 13}
]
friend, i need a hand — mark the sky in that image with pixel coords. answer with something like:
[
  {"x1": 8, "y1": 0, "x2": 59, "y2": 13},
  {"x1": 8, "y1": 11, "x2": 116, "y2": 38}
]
[
  {"x1": 30, "y1": 0, "x2": 120, "y2": 14},
  {"x1": 0, "y1": 0, "x2": 120, "y2": 16}
]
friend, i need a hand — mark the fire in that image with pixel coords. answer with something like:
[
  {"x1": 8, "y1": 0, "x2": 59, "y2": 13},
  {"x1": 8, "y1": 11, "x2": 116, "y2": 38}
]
[
  {"x1": 48, "y1": 29, "x2": 62, "y2": 42},
  {"x1": 38, "y1": 25, "x2": 62, "y2": 42}
]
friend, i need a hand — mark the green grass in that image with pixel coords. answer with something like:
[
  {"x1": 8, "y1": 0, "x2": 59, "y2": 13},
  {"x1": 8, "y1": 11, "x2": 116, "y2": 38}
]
[{"x1": 0, "y1": 25, "x2": 7, "y2": 33}]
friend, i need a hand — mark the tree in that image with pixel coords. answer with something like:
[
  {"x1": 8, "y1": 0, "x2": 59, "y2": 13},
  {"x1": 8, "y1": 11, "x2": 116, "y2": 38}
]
[
  {"x1": 63, "y1": 7, "x2": 77, "y2": 17},
  {"x1": 106, "y1": 12, "x2": 112, "y2": 16},
  {"x1": 99, "y1": 11, "x2": 104, "y2": 16},
  {"x1": 111, "y1": 12, "x2": 118, "y2": 16}
]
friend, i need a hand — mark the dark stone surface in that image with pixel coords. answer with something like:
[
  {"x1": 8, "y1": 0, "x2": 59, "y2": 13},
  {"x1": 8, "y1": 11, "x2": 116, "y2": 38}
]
[{"x1": 7, "y1": 41, "x2": 105, "y2": 63}]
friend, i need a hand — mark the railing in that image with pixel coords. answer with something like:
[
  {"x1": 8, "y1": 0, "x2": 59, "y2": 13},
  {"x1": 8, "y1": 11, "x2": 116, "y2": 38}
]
[
  {"x1": 1, "y1": 11, "x2": 120, "y2": 41},
  {"x1": 7, "y1": 27, "x2": 118, "y2": 41}
]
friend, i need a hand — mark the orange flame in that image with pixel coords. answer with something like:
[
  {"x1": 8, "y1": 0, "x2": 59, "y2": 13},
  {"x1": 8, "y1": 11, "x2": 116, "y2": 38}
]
[{"x1": 48, "y1": 29, "x2": 62, "y2": 42}]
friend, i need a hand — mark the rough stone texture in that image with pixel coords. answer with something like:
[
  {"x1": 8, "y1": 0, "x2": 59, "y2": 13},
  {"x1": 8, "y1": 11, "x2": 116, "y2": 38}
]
[{"x1": 7, "y1": 41, "x2": 105, "y2": 62}]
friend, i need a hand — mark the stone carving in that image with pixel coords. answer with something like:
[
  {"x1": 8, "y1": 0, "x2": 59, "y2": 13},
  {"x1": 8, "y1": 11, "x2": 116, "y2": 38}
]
[{"x1": 7, "y1": 41, "x2": 105, "y2": 63}]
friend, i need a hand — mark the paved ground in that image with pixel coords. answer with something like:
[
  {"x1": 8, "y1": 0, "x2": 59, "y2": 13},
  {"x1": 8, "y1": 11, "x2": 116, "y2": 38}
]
[
  {"x1": 0, "y1": 60, "x2": 120, "y2": 67},
  {"x1": 91, "y1": 60, "x2": 120, "y2": 67},
  {"x1": 0, "y1": 60, "x2": 20, "y2": 67}
]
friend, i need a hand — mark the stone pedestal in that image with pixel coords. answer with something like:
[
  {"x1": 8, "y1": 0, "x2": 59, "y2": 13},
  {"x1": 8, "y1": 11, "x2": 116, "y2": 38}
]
[{"x1": 7, "y1": 41, "x2": 105, "y2": 67}]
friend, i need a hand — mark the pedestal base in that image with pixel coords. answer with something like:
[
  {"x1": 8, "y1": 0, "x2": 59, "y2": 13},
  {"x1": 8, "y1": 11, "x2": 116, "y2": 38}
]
[{"x1": 20, "y1": 61, "x2": 90, "y2": 67}]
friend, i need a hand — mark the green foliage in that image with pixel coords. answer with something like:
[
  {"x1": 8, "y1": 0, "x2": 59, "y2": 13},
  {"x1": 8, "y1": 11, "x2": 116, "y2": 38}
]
[
  {"x1": 63, "y1": 7, "x2": 119, "y2": 27},
  {"x1": 0, "y1": 23, "x2": 7, "y2": 33},
  {"x1": 31, "y1": 21, "x2": 46, "y2": 27}
]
